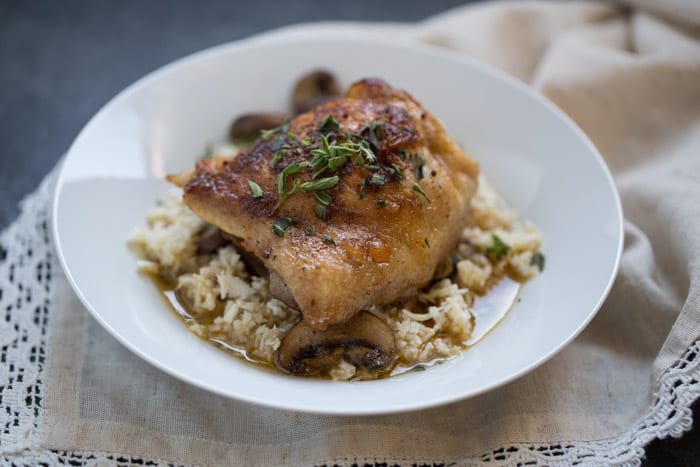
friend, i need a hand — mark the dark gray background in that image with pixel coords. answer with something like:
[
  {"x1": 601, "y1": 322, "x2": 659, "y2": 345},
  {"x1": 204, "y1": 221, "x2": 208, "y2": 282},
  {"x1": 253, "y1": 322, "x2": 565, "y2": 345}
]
[{"x1": 0, "y1": 1, "x2": 697, "y2": 465}]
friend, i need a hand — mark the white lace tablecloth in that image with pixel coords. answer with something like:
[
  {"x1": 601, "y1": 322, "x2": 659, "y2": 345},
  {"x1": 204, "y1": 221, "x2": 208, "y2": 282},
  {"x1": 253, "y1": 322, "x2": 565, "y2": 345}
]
[{"x1": 2, "y1": 1, "x2": 700, "y2": 465}]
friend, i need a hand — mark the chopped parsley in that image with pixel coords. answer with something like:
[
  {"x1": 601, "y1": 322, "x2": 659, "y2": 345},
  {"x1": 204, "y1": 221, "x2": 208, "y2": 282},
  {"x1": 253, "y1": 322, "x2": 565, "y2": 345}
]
[
  {"x1": 272, "y1": 217, "x2": 292, "y2": 237},
  {"x1": 376, "y1": 199, "x2": 387, "y2": 207},
  {"x1": 486, "y1": 234, "x2": 511, "y2": 260},
  {"x1": 246, "y1": 179, "x2": 263, "y2": 198},
  {"x1": 321, "y1": 234, "x2": 336, "y2": 245},
  {"x1": 304, "y1": 226, "x2": 315, "y2": 235}
]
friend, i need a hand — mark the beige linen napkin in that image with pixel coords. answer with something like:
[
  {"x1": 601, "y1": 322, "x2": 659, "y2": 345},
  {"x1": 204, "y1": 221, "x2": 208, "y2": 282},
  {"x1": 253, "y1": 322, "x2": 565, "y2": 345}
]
[{"x1": 2, "y1": 1, "x2": 699, "y2": 465}]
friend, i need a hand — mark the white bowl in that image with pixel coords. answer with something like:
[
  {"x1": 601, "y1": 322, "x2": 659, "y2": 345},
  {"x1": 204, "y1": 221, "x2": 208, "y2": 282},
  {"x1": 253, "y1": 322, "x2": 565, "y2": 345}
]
[{"x1": 53, "y1": 27, "x2": 623, "y2": 415}]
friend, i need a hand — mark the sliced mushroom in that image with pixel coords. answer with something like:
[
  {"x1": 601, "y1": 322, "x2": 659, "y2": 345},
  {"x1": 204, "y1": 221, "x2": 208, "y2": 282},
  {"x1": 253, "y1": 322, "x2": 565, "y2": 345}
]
[
  {"x1": 291, "y1": 70, "x2": 341, "y2": 114},
  {"x1": 276, "y1": 311, "x2": 396, "y2": 376},
  {"x1": 229, "y1": 112, "x2": 292, "y2": 145}
]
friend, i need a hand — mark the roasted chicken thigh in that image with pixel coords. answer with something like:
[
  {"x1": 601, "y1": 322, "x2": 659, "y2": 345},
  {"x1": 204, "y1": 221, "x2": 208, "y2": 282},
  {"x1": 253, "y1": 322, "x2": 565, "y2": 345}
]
[{"x1": 169, "y1": 79, "x2": 479, "y2": 338}]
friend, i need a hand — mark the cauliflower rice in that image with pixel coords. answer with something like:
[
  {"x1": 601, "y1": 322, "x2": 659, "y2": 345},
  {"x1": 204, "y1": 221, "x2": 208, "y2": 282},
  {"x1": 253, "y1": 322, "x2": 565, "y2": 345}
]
[{"x1": 128, "y1": 175, "x2": 542, "y2": 380}]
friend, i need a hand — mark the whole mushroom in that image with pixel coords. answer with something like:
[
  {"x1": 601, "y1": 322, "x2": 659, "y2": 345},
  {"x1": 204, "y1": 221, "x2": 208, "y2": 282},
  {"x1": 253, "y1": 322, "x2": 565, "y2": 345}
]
[{"x1": 291, "y1": 70, "x2": 342, "y2": 114}]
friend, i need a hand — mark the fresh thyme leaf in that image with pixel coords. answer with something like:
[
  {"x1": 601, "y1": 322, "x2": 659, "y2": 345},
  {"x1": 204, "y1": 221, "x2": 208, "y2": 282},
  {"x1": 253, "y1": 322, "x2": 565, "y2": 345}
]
[
  {"x1": 301, "y1": 136, "x2": 312, "y2": 145},
  {"x1": 281, "y1": 161, "x2": 302, "y2": 176},
  {"x1": 272, "y1": 217, "x2": 292, "y2": 237},
  {"x1": 246, "y1": 179, "x2": 263, "y2": 198},
  {"x1": 367, "y1": 173, "x2": 386, "y2": 187},
  {"x1": 315, "y1": 204, "x2": 328, "y2": 221},
  {"x1": 299, "y1": 176, "x2": 339, "y2": 192},
  {"x1": 398, "y1": 148, "x2": 407, "y2": 160},
  {"x1": 311, "y1": 166, "x2": 328, "y2": 180},
  {"x1": 376, "y1": 199, "x2": 387, "y2": 207},
  {"x1": 313, "y1": 191, "x2": 332, "y2": 206},
  {"x1": 486, "y1": 234, "x2": 511, "y2": 260},
  {"x1": 304, "y1": 226, "x2": 315, "y2": 235},
  {"x1": 360, "y1": 119, "x2": 384, "y2": 148},
  {"x1": 531, "y1": 251, "x2": 545, "y2": 271},
  {"x1": 319, "y1": 115, "x2": 340, "y2": 132},
  {"x1": 327, "y1": 155, "x2": 348, "y2": 171},
  {"x1": 321, "y1": 234, "x2": 336, "y2": 245},
  {"x1": 391, "y1": 163, "x2": 403, "y2": 181},
  {"x1": 261, "y1": 121, "x2": 291, "y2": 138},
  {"x1": 288, "y1": 178, "x2": 302, "y2": 195},
  {"x1": 287, "y1": 132, "x2": 295, "y2": 139},
  {"x1": 321, "y1": 133, "x2": 332, "y2": 155},
  {"x1": 269, "y1": 151, "x2": 283, "y2": 169},
  {"x1": 277, "y1": 172, "x2": 286, "y2": 196},
  {"x1": 412, "y1": 182, "x2": 431, "y2": 202},
  {"x1": 359, "y1": 186, "x2": 367, "y2": 199}
]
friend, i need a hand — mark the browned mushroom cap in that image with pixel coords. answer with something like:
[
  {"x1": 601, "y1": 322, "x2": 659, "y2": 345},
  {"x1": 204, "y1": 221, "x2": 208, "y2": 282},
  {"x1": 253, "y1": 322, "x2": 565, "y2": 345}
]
[
  {"x1": 229, "y1": 112, "x2": 292, "y2": 145},
  {"x1": 276, "y1": 311, "x2": 396, "y2": 376},
  {"x1": 291, "y1": 70, "x2": 341, "y2": 114}
]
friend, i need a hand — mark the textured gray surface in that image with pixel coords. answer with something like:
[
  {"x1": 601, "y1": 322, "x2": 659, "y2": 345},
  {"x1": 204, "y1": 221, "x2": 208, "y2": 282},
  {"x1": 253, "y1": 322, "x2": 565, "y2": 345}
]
[{"x1": 0, "y1": 0, "x2": 696, "y2": 465}]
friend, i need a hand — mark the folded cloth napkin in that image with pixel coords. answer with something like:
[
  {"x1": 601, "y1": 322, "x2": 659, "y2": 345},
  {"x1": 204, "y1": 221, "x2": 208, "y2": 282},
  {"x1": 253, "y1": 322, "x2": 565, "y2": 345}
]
[{"x1": 2, "y1": 1, "x2": 700, "y2": 465}]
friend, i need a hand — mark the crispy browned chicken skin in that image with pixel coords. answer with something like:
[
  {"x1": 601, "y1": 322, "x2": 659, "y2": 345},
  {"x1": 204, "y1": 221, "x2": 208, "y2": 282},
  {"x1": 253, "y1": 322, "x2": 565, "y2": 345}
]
[{"x1": 169, "y1": 79, "x2": 479, "y2": 330}]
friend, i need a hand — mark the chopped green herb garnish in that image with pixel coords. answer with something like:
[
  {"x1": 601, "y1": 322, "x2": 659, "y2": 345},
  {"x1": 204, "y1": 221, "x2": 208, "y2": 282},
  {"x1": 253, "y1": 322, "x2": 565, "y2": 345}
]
[
  {"x1": 313, "y1": 191, "x2": 332, "y2": 206},
  {"x1": 531, "y1": 251, "x2": 545, "y2": 271},
  {"x1": 319, "y1": 115, "x2": 340, "y2": 132},
  {"x1": 305, "y1": 226, "x2": 315, "y2": 235},
  {"x1": 321, "y1": 234, "x2": 336, "y2": 245},
  {"x1": 410, "y1": 153, "x2": 427, "y2": 180},
  {"x1": 246, "y1": 179, "x2": 263, "y2": 198},
  {"x1": 301, "y1": 136, "x2": 312, "y2": 145},
  {"x1": 327, "y1": 155, "x2": 348, "y2": 171},
  {"x1": 272, "y1": 217, "x2": 292, "y2": 237},
  {"x1": 361, "y1": 119, "x2": 383, "y2": 147},
  {"x1": 367, "y1": 173, "x2": 386, "y2": 187},
  {"x1": 398, "y1": 148, "x2": 407, "y2": 160},
  {"x1": 261, "y1": 121, "x2": 290, "y2": 138},
  {"x1": 376, "y1": 199, "x2": 388, "y2": 207},
  {"x1": 299, "y1": 176, "x2": 339, "y2": 192},
  {"x1": 269, "y1": 151, "x2": 283, "y2": 169},
  {"x1": 486, "y1": 234, "x2": 511, "y2": 260},
  {"x1": 391, "y1": 163, "x2": 403, "y2": 181},
  {"x1": 277, "y1": 172, "x2": 286, "y2": 197},
  {"x1": 287, "y1": 132, "x2": 295, "y2": 139},
  {"x1": 315, "y1": 204, "x2": 328, "y2": 221},
  {"x1": 281, "y1": 161, "x2": 303, "y2": 176},
  {"x1": 412, "y1": 183, "x2": 431, "y2": 202}
]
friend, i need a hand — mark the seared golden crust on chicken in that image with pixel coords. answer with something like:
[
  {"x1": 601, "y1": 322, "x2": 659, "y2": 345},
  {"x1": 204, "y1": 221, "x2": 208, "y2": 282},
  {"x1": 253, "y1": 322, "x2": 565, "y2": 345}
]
[{"x1": 169, "y1": 79, "x2": 479, "y2": 330}]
